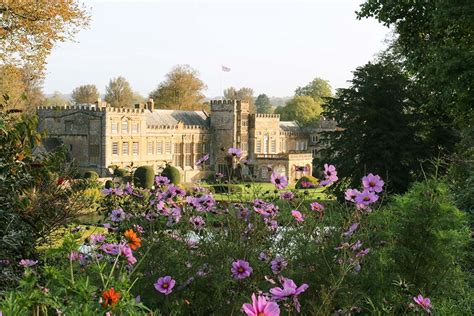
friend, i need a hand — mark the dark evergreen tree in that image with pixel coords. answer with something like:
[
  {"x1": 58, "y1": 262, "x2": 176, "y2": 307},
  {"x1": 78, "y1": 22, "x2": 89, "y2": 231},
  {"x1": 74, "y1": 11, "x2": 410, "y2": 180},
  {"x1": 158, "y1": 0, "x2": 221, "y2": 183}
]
[{"x1": 321, "y1": 58, "x2": 425, "y2": 194}]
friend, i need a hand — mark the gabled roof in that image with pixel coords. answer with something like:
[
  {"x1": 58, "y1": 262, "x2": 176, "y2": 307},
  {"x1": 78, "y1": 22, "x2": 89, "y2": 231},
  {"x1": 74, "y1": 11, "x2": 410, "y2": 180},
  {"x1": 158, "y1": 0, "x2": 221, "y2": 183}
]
[{"x1": 145, "y1": 110, "x2": 209, "y2": 127}]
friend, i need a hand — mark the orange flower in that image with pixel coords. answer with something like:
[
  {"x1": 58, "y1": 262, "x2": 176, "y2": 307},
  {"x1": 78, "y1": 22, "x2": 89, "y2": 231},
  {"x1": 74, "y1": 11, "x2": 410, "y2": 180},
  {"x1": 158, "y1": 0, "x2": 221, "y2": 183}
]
[
  {"x1": 124, "y1": 229, "x2": 141, "y2": 250},
  {"x1": 102, "y1": 288, "x2": 121, "y2": 308}
]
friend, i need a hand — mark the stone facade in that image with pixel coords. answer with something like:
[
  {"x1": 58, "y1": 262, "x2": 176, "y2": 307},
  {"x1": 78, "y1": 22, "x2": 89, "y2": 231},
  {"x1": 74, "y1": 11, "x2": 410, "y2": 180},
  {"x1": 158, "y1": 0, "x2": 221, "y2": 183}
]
[{"x1": 37, "y1": 99, "x2": 335, "y2": 183}]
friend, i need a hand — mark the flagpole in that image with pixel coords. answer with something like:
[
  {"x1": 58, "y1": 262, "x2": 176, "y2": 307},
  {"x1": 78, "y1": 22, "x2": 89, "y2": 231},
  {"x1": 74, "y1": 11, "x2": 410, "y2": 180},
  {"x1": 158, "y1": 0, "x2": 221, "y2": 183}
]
[{"x1": 220, "y1": 65, "x2": 223, "y2": 100}]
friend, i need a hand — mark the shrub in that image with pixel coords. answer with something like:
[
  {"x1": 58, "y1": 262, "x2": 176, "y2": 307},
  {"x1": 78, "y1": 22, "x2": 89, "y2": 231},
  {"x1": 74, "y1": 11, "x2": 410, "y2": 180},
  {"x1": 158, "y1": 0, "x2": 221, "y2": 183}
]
[
  {"x1": 212, "y1": 184, "x2": 244, "y2": 194},
  {"x1": 104, "y1": 179, "x2": 113, "y2": 189},
  {"x1": 295, "y1": 175, "x2": 319, "y2": 189},
  {"x1": 161, "y1": 164, "x2": 180, "y2": 185},
  {"x1": 83, "y1": 170, "x2": 99, "y2": 180},
  {"x1": 133, "y1": 165, "x2": 155, "y2": 189},
  {"x1": 114, "y1": 168, "x2": 129, "y2": 177}
]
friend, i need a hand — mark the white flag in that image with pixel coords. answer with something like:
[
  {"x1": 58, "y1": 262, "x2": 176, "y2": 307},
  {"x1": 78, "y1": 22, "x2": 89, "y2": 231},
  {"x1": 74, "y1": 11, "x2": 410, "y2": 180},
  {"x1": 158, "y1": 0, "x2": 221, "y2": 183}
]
[{"x1": 221, "y1": 65, "x2": 231, "y2": 72}]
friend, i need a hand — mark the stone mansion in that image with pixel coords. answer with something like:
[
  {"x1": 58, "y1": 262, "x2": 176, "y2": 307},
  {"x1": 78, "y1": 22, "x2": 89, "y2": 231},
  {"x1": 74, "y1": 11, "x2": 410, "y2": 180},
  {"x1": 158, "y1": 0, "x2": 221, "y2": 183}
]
[{"x1": 37, "y1": 99, "x2": 336, "y2": 183}]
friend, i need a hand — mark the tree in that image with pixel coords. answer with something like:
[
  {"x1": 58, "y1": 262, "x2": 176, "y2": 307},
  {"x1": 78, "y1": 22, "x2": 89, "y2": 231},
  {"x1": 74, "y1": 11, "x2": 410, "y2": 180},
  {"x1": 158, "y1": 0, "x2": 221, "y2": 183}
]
[
  {"x1": 71, "y1": 84, "x2": 100, "y2": 104},
  {"x1": 320, "y1": 59, "x2": 425, "y2": 194},
  {"x1": 357, "y1": 1, "x2": 473, "y2": 129},
  {"x1": 149, "y1": 65, "x2": 206, "y2": 110},
  {"x1": 295, "y1": 77, "x2": 332, "y2": 102},
  {"x1": 0, "y1": 1, "x2": 89, "y2": 76},
  {"x1": 255, "y1": 94, "x2": 274, "y2": 114},
  {"x1": 274, "y1": 96, "x2": 322, "y2": 126},
  {"x1": 224, "y1": 87, "x2": 255, "y2": 112},
  {"x1": 45, "y1": 91, "x2": 70, "y2": 107},
  {"x1": 104, "y1": 76, "x2": 134, "y2": 108},
  {"x1": 0, "y1": 64, "x2": 44, "y2": 111}
]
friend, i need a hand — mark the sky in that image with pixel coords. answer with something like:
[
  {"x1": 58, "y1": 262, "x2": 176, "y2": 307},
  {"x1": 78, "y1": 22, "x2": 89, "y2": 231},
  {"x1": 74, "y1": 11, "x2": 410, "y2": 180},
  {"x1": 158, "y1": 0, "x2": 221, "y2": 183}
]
[{"x1": 43, "y1": 0, "x2": 390, "y2": 98}]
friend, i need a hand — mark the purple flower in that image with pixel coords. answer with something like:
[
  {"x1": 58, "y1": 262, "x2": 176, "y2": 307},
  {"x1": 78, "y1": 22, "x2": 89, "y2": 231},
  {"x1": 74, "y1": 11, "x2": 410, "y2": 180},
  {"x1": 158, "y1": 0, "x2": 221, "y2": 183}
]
[
  {"x1": 215, "y1": 172, "x2": 224, "y2": 178},
  {"x1": 196, "y1": 154, "x2": 209, "y2": 166},
  {"x1": 189, "y1": 216, "x2": 205, "y2": 230},
  {"x1": 154, "y1": 276, "x2": 176, "y2": 295},
  {"x1": 271, "y1": 173, "x2": 288, "y2": 190},
  {"x1": 101, "y1": 243, "x2": 120, "y2": 255},
  {"x1": 343, "y1": 223, "x2": 359, "y2": 237},
  {"x1": 355, "y1": 190, "x2": 379, "y2": 205},
  {"x1": 110, "y1": 208, "x2": 126, "y2": 222},
  {"x1": 123, "y1": 182, "x2": 133, "y2": 195},
  {"x1": 270, "y1": 256, "x2": 288, "y2": 274},
  {"x1": 351, "y1": 240, "x2": 363, "y2": 251},
  {"x1": 413, "y1": 294, "x2": 431, "y2": 312},
  {"x1": 265, "y1": 218, "x2": 279, "y2": 232},
  {"x1": 300, "y1": 181, "x2": 314, "y2": 188},
  {"x1": 227, "y1": 147, "x2": 243, "y2": 158},
  {"x1": 362, "y1": 173, "x2": 384, "y2": 193},
  {"x1": 280, "y1": 191, "x2": 294, "y2": 200},
  {"x1": 19, "y1": 259, "x2": 38, "y2": 267},
  {"x1": 291, "y1": 210, "x2": 304, "y2": 222},
  {"x1": 101, "y1": 188, "x2": 123, "y2": 196},
  {"x1": 355, "y1": 248, "x2": 370, "y2": 258},
  {"x1": 242, "y1": 293, "x2": 280, "y2": 316},
  {"x1": 231, "y1": 259, "x2": 253, "y2": 280},
  {"x1": 68, "y1": 251, "x2": 84, "y2": 262},
  {"x1": 89, "y1": 233, "x2": 105, "y2": 244},
  {"x1": 270, "y1": 278, "x2": 308, "y2": 312},
  {"x1": 187, "y1": 194, "x2": 216, "y2": 212},
  {"x1": 258, "y1": 252, "x2": 270, "y2": 262},
  {"x1": 133, "y1": 224, "x2": 144, "y2": 234},
  {"x1": 155, "y1": 175, "x2": 170, "y2": 186},
  {"x1": 344, "y1": 188, "x2": 360, "y2": 202},
  {"x1": 310, "y1": 202, "x2": 324, "y2": 212},
  {"x1": 323, "y1": 163, "x2": 338, "y2": 183}
]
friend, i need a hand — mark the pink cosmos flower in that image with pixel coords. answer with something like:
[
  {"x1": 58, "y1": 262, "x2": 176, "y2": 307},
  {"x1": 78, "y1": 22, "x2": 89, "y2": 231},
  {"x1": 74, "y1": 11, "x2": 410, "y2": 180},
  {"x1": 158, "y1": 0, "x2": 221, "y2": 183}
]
[
  {"x1": 271, "y1": 172, "x2": 288, "y2": 190},
  {"x1": 413, "y1": 294, "x2": 431, "y2": 312},
  {"x1": 291, "y1": 210, "x2": 304, "y2": 222},
  {"x1": 323, "y1": 163, "x2": 338, "y2": 183},
  {"x1": 242, "y1": 293, "x2": 280, "y2": 316},
  {"x1": 270, "y1": 256, "x2": 288, "y2": 274},
  {"x1": 196, "y1": 154, "x2": 209, "y2": 166},
  {"x1": 343, "y1": 223, "x2": 359, "y2": 237},
  {"x1": 280, "y1": 191, "x2": 294, "y2": 200},
  {"x1": 155, "y1": 175, "x2": 170, "y2": 186},
  {"x1": 101, "y1": 243, "x2": 120, "y2": 255},
  {"x1": 362, "y1": 173, "x2": 384, "y2": 193},
  {"x1": 154, "y1": 276, "x2": 176, "y2": 295},
  {"x1": 310, "y1": 202, "x2": 324, "y2": 212},
  {"x1": 270, "y1": 278, "x2": 309, "y2": 312},
  {"x1": 119, "y1": 243, "x2": 137, "y2": 265},
  {"x1": 19, "y1": 259, "x2": 38, "y2": 267},
  {"x1": 189, "y1": 215, "x2": 205, "y2": 230},
  {"x1": 231, "y1": 259, "x2": 253, "y2": 280},
  {"x1": 89, "y1": 233, "x2": 105, "y2": 244},
  {"x1": 344, "y1": 188, "x2": 360, "y2": 202},
  {"x1": 355, "y1": 190, "x2": 379, "y2": 205},
  {"x1": 355, "y1": 248, "x2": 370, "y2": 258}
]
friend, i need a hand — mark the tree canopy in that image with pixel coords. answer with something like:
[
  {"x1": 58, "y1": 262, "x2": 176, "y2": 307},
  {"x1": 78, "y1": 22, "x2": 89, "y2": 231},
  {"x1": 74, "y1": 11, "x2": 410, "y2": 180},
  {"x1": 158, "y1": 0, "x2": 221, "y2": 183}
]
[
  {"x1": 275, "y1": 96, "x2": 322, "y2": 126},
  {"x1": 71, "y1": 84, "x2": 100, "y2": 104},
  {"x1": 255, "y1": 94, "x2": 274, "y2": 114},
  {"x1": 321, "y1": 59, "x2": 425, "y2": 194},
  {"x1": 0, "y1": 64, "x2": 44, "y2": 111},
  {"x1": 295, "y1": 77, "x2": 332, "y2": 102},
  {"x1": 45, "y1": 91, "x2": 70, "y2": 107},
  {"x1": 224, "y1": 87, "x2": 255, "y2": 112},
  {"x1": 0, "y1": 0, "x2": 90, "y2": 76},
  {"x1": 105, "y1": 76, "x2": 134, "y2": 108},
  {"x1": 149, "y1": 65, "x2": 206, "y2": 110}
]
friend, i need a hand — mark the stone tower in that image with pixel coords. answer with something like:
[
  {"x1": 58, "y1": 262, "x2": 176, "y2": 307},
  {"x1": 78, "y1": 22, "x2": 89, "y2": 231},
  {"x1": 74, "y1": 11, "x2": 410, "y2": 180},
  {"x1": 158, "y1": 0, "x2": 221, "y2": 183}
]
[{"x1": 209, "y1": 99, "x2": 250, "y2": 172}]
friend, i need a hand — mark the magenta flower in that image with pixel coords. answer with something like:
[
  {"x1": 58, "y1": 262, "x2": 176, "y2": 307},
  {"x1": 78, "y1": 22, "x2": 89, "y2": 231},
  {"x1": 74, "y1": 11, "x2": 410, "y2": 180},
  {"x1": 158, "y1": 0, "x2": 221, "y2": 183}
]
[
  {"x1": 231, "y1": 259, "x2": 253, "y2": 280},
  {"x1": 344, "y1": 188, "x2": 360, "y2": 202},
  {"x1": 323, "y1": 163, "x2": 338, "y2": 183},
  {"x1": 228, "y1": 147, "x2": 243, "y2": 158},
  {"x1": 242, "y1": 293, "x2": 280, "y2": 316},
  {"x1": 280, "y1": 191, "x2": 295, "y2": 200},
  {"x1": 362, "y1": 173, "x2": 384, "y2": 193},
  {"x1": 216, "y1": 172, "x2": 224, "y2": 178},
  {"x1": 270, "y1": 278, "x2": 309, "y2": 312},
  {"x1": 355, "y1": 190, "x2": 379, "y2": 205},
  {"x1": 68, "y1": 251, "x2": 83, "y2": 261},
  {"x1": 355, "y1": 248, "x2": 370, "y2": 258},
  {"x1": 100, "y1": 243, "x2": 120, "y2": 255},
  {"x1": 271, "y1": 172, "x2": 288, "y2": 190},
  {"x1": 196, "y1": 154, "x2": 209, "y2": 166},
  {"x1": 413, "y1": 294, "x2": 431, "y2": 312},
  {"x1": 189, "y1": 215, "x2": 205, "y2": 230},
  {"x1": 154, "y1": 276, "x2": 176, "y2": 295},
  {"x1": 291, "y1": 210, "x2": 304, "y2": 222},
  {"x1": 155, "y1": 175, "x2": 170, "y2": 186},
  {"x1": 119, "y1": 243, "x2": 137, "y2": 265},
  {"x1": 89, "y1": 233, "x2": 105, "y2": 244},
  {"x1": 270, "y1": 256, "x2": 288, "y2": 274},
  {"x1": 19, "y1": 259, "x2": 38, "y2": 267},
  {"x1": 310, "y1": 202, "x2": 324, "y2": 212}
]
